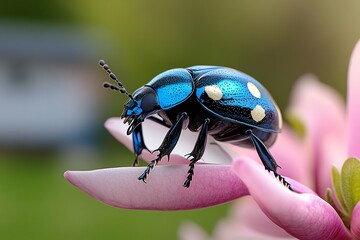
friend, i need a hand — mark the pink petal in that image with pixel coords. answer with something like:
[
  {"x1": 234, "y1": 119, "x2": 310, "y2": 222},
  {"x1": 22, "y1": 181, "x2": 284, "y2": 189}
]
[
  {"x1": 105, "y1": 117, "x2": 233, "y2": 165},
  {"x1": 232, "y1": 158, "x2": 352, "y2": 240},
  {"x1": 178, "y1": 222, "x2": 208, "y2": 240},
  {"x1": 288, "y1": 75, "x2": 346, "y2": 195},
  {"x1": 351, "y1": 202, "x2": 360, "y2": 239},
  {"x1": 318, "y1": 134, "x2": 347, "y2": 194},
  {"x1": 347, "y1": 39, "x2": 360, "y2": 159},
  {"x1": 213, "y1": 197, "x2": 294, "y2": 239},
  {"x1": 214, "y1": 219, "x2": 294, "y2": 240},
  {"x1": 288, "y1": 75, "x2": 346, "y2": 142},
  {"x1": 64, "y1": 164, "x2": 248, "y2": 210}
]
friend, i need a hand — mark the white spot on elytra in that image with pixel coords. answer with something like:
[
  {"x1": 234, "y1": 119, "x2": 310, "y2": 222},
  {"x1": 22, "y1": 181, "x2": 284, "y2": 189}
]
[
  {"x1": 251, "y1": 105, "x2": 266, "y2": 122},
  {"x1": 205, "y1": 85, "x2": 223, "y2": 101},
  {"x1": 247, "y1": 82, "x2": 261, "y2": 99}
]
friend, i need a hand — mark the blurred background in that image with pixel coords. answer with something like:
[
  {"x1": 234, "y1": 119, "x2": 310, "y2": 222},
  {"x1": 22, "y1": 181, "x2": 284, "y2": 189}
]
[{"x1": 0, "y1": 1, "x2": 360, "y2": 239}]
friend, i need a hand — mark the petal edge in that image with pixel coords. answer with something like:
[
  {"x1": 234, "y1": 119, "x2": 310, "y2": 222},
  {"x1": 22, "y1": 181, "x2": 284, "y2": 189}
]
[
  {"x1": 232, "y1": 158, "x2": 351, "y2": 240},
  {"x1": 65, "y1": 164, "x2": 248, "y2": 210},
  {"x1": 347, "y1": 39, "x2": 360, "y2": 159},
  {"x1": 351, "y1": 202, "x2": 360, "y2": 239}
]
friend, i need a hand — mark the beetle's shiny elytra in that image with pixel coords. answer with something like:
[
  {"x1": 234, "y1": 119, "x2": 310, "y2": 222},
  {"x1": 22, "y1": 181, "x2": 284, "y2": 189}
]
[{"x1": 99, "y1": 60, "x2": 292, "y2": 190}]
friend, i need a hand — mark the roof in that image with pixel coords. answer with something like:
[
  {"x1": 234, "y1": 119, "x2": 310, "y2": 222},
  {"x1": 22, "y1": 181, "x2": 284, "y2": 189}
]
[{"x1": 0, "y1": 21, "x2": 111, "y2": 63}]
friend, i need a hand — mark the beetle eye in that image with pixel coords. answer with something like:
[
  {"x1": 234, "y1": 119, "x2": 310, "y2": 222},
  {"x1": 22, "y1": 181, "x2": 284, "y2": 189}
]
[
  {"x1": 128, "y1": 101, "x2": 136, "y2": 108},
  {"x1": 141, "y1": 94, "x2": 157, "y2": 112}
]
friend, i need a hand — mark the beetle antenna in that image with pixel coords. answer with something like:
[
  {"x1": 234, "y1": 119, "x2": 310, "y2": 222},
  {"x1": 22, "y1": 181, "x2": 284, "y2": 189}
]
[{"x1": 99, "y1": 60, "x2": 134, "y2": 100}]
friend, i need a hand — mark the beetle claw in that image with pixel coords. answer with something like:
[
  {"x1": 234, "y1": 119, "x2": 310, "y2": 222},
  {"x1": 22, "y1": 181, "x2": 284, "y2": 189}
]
[
  {"x1": 137, "y1": 173, "x2": 147, "y2": 183},
  {"x1": 138, "y1": 160, "x2": 155, "y2": 183},
  {"x1": 183, "y1": 179, "x2": 191, "y2": 188}
]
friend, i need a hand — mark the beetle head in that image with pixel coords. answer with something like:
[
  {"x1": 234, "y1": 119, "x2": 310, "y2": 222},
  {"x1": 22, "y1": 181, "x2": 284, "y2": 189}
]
[
  {"x1": 99, "y1": 60, "x2": 160, "y2": 134},
  {"x1": 121, "y1": 86, "x2": 159, "y2": 134}
]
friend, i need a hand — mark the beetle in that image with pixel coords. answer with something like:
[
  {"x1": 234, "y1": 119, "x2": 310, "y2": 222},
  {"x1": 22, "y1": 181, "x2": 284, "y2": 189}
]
[{"x1": 99, "y1": 60, "x2": 292, "y2": 190}]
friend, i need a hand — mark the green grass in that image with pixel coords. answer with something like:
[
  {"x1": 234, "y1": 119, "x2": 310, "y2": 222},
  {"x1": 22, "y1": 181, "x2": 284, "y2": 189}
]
[{"x1": 0, "y1": 152, "x2": 230, "y2": 240}]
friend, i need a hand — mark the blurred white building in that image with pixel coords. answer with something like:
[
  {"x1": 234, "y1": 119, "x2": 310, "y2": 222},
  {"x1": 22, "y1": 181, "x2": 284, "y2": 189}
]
[{"x1": 0, "y1": 22, "x2": 109, "y2": 149}]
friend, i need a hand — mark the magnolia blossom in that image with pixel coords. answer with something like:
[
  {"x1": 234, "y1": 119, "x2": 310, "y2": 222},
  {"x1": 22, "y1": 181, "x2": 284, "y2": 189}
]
[
  {"x1": 64, "y1": 40, "x2": 360, "y2": 239},
  {"x1": 179, "y1": 40, "x2": 360, "y2": 239}
]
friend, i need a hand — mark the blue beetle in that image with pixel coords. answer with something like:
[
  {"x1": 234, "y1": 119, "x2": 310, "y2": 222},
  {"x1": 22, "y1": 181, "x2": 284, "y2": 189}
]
[{"x1": 99, "y1": 60, "x2": 292, "y2": 190}]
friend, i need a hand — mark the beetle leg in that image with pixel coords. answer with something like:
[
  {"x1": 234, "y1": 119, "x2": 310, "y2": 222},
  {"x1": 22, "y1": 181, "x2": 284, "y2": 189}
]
[
  {"x1": 138, "y1": 112, "x2": 188, "y2": 183},
  {"x1": 183, "y1": 118, "x2": 210, "y2": 188},
  {"x1": 132, "y1": 123, "x2": 149, "y2": 167},
  {"x1": 246, "y1": 130, "x2": 293, "y2": 191}
]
